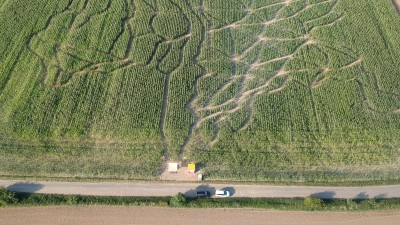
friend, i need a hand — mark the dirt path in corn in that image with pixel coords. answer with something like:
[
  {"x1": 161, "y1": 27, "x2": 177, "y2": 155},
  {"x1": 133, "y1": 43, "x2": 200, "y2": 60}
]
[
  {"x1": 1, "y1": 206, "x2": 400, "y2": 225},
  {"x1": 394, "y1": 0, "x2": 400, "y2": 14}
]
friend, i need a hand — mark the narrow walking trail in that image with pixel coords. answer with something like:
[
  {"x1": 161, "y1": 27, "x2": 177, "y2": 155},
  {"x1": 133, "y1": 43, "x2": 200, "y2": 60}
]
[{"x1": 394, "y1": 0, "x2": 400, "y2": 14}]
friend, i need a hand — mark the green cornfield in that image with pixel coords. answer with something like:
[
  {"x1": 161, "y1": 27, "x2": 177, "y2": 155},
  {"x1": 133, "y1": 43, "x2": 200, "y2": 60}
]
[{"x1": 0, "y1": 0, "x2": 400, "y2": 183}]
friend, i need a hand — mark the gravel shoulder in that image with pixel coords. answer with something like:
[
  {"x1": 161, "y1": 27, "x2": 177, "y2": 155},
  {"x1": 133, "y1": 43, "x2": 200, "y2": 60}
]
[{"x1": 1, "y1": 206, "x2": 400, "y2": 225}]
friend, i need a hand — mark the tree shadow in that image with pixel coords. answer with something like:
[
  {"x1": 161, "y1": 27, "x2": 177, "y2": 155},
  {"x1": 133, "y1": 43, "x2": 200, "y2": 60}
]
[
  {"x1": 310, "y1": 191, "x2": 336, "y2": 203},
  {"x1": 354, "y1": 192, "x2": 369, "y2": 203},
  {"x1": 195, "y1": 163, "x2": 204, "y2": 173},
  {"x1": 373, "y1": 193, "x2": 387, "y2": 203},
  {"x1": 7, "y1": 182, "x2": 44, "y2": 193},
  {"x1": 184, "y1": 184, "x2": 216, "y2": 197},
  {"x1": 6, "y1": 182, "x2": 45, "y2": 202}
]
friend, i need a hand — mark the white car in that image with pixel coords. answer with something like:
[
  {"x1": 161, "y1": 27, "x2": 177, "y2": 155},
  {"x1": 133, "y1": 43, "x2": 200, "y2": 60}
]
[{"x1": 215, "y1": 190, "x2": 230, "y2": 197}]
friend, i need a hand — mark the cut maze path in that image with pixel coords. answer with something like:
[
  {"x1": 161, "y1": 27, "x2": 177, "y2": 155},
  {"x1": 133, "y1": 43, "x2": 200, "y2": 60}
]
[
  {"x1": 25, "y1": 0, "x2": 400, "y2": 161},
  {"x1": 186, "y1": 0, "x2": 400, "y2": 151},
  {"x1": 394, "y1": 0, "x2": 400, "y2": 14},
  {"x1": 184, "y1": 0, "x2": 348, "y2": 149},
  {"x1": 5, "y1": 0, "x2": 399, "y2": 184}
]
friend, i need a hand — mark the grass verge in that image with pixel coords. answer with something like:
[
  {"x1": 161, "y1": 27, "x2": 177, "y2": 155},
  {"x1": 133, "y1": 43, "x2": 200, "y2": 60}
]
[
  {"x1": 1, "y1": 189, "x2": 400, "y2": 211},
  {"x1": 1, "y1": 175, "x2": 399, "y2": 187}
]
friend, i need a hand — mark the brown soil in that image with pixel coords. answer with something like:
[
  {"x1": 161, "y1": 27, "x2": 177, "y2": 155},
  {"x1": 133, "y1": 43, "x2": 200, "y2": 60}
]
[
  {"x1": 1, "y1": 206, "x2": 400, "y2": 225},
  {"x1": 159, "y1": 166, "x2": 201, "y2": 181}
]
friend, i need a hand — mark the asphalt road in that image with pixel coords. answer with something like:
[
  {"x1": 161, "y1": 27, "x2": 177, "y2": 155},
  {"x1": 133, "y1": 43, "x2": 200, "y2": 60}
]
[{"x1": 1, "y1": 180, "x2": 400, "y2": 199}]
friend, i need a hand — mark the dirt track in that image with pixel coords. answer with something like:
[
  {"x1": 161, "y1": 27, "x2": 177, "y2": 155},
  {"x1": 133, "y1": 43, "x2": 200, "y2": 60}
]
[
  {"x1": 394, "y1": 0, "x2": 400, "y2": 13},
  {"x1": 2, "y1": 180, "x2": 400, "y2": 199},
  {"x1": 0, "y1": 206, "x2": 399, "y2": 225}
]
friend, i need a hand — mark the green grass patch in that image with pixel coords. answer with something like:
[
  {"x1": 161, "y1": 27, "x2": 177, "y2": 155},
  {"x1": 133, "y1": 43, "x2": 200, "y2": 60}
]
[{"x1": 2, "y1": 188, "x2": 400, "y2": 211}]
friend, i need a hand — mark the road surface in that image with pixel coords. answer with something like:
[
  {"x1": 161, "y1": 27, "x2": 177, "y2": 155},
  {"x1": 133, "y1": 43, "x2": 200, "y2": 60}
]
[{"x1": 1, "y1": 180, "x2": 400, "y2": 199}]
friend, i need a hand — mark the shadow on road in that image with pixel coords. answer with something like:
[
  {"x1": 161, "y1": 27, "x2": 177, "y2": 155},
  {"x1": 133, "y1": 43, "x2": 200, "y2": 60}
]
[
  {"x1": 310, "y1": 191, "x2": 336, "y2": 200},
  {"x1": 184, "y1": 185, "x2": 237, "y2": 198},
  {"x1": 354, "y1": 192, "x2": 369, "y2": 202},
  {"x1": 184, "y1": 184, "x2": 216, "y2": 197},
  {"x1": 353, "y1": 192, "x2": 390, "y2": 204},
  {"x1": 7, "y1": 182, "x2": 44, "y2": 193},
  {"x1": 373, "y1": 193, "x2": 387, "y2": 202},
  {"x1": 221, "y1": 187, "x2": 236, "y2": 197}
]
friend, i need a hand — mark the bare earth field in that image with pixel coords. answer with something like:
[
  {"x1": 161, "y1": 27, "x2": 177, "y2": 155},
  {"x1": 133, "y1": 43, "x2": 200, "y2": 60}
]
[{"x1": 0, "y1": 206, "x2": 400, "y2": 225}]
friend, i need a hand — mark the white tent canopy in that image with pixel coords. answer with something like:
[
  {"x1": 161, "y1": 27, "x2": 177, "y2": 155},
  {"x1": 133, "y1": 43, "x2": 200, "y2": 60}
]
[{"x1": 168, "y1": 162, "x2": 178, "y2": 173}]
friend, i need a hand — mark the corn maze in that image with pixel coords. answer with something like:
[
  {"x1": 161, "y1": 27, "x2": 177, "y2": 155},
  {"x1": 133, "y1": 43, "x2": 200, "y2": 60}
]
[{"x1": 0, "y1": 0, "x2": 400, "y2": 182}]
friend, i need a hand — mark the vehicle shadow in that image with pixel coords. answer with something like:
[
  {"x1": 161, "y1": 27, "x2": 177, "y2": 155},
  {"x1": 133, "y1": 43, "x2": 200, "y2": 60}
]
[
  {"x1": 184, "y1": 184, "x2": 216, "y2": 197},
  {"x1": 221, "y1": 187, "x2": 236, "y2": 197},
  {"x1": 7, "y1": 182, "x2": 44, "y2": 193}
]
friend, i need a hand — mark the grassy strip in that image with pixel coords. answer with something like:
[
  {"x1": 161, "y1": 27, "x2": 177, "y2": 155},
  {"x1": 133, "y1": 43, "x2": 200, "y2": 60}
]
[
  {"x1": 1, "y1": 175, "x2": 399, "y2": 187},
  {"x1": 186, "y1": 197, "x2": 400, "y2": 211},
  {"x1": 1, "y1": 189, "x2": 400, "y2": 211}
]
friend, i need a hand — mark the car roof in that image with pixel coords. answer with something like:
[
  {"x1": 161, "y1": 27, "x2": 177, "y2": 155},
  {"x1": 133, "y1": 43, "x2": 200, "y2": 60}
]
[{"x1": 216, "y1": 190, "x2": 225, "y2": 194}]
